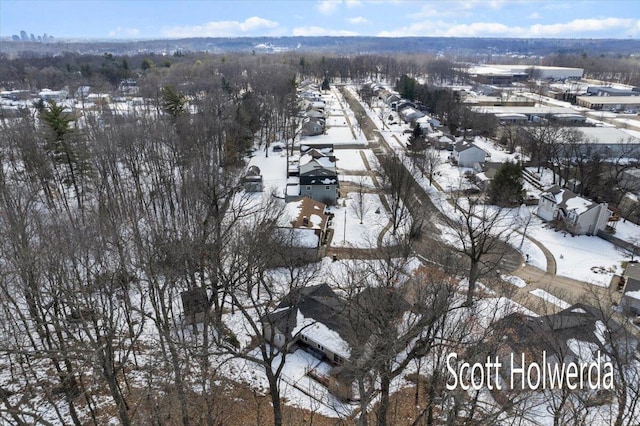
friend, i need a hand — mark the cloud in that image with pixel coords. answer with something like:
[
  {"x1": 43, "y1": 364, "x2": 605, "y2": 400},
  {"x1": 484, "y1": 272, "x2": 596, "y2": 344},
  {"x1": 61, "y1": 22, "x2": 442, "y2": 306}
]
[
  {"x1": 528, "y1": 12, "x2": 541, "y2": 20},
  {"x1": 379, "y1": 17, "x2": 639, "y2": 38},
  {"x1": 347, "y1": 16, "x2": 369, "y2": 24},
  {"x1": 317, "y1": 0, "x2": 340, "y2": 14},
  {"x1": 163, "y1": 16, "x2": 279, "y2": 38},
  {"x1": 529, "y1": 18, "x2": 636, "y2": 37},
  {"x1": 317, "y1": 0, "x2": 361, "y2": 15},
  {"x1": 412, "y1": 0, "x2": 524, "y2": 20},
  {"x1": 379, "y1": 20, "x2": 520, "y2": 37},
  {"x1": 108, "y1": 27, "x2": 140, "y2": 38},
  {"x1": 292, "y1": 26, "x2": 359, "y2": 36}
]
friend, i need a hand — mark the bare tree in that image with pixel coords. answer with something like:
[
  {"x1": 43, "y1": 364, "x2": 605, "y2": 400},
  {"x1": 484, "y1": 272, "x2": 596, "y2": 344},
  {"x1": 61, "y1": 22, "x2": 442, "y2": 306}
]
[
  {"x1": 421, "y1": 147, "x2": 443, "y2": 185},
  {"x1": 213, "y1": 197, "x2": 321, "y2": 426},
  {"x1": 350, "y1": 176, "x2": 371, "y2": 225},
  {"x1": 439, "y1": 194, "x2": 518, "y2": 306},
  {"x1": 378, "y1": 154, "x2": 414, "y2": 236}
]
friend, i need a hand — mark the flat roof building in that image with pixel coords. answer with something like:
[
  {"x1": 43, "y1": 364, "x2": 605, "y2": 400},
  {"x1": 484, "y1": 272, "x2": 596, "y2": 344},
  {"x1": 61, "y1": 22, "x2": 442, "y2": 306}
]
[{"x1": 576, "y1": 95, "x2": 640, "y2": 111}]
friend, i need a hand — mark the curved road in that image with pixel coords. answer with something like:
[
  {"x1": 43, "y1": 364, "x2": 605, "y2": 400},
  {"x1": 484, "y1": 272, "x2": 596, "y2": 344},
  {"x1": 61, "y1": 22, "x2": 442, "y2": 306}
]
[{"x1": 336, "y1": 85, "x2": 616, "y2": 315}]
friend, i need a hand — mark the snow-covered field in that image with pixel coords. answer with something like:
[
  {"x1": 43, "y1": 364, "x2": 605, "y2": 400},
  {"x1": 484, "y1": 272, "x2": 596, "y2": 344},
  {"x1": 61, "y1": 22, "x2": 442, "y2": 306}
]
[
  {"x1": 329, "y1": 193, "x2": 388, "y2": 248},
  {"x1": 527, "y1": 215, "x2": 622, "y2": 287}
]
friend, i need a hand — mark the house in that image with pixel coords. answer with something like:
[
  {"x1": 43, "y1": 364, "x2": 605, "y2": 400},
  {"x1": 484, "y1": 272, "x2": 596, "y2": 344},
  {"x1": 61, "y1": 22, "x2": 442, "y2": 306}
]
[
  {"x1": 298, "y1": 146, "x2": 339, "y2": 205},
  {"x1": 301, "y1": 117, "x2": 324, "y2": 136},
  {"x1": 300, "y1": 165, "x2": 339, "y2": 205},
  {"x1": 75, "y1": 86, "x2": 91, "y2": 99},
  {"x1": 384, "y1": 93, "x2": 401, "y2": 106},
  {"x1": 474, "y1": 162, "x2": 502, "y2": 190},
  {"x1": 427, "y1": 132, "x2": 454, "y2": 150},
  {"x1": 118, "y1": 79, "x2": 138, "y2": 96},
  {"x1": 394, "y1": 99, "x2": 416, "y2": 112},
  {"x1": 453, "y1": 141, "x2": 486, "y2": 167},
  {"x1": 86, "y1": 93, "x2": 112, "y2": 105},
  {"x1": 262, "y1": 283, "x2": 411, "y2": 400},
  {"x1": 274, "y1": 197, "x2": 331, "y2": 263},
  {"x1": 398, "y1": 107, "x2": 425, "y2": 124},
  {"x1": 621, "y1": 277, "x2": 640, "y2": 315},
  {"x1": 537, "y1": 185, "x2": 611, "y2": 235},
  {"x1": 39, "y1": 89, "x2": 68, "y2": 102},
  {"x1": 243, "y1": 165, "x2": 263, "y2": 192},
  {"x1": 489, "y1": 303, "x2": 635, "y2": 400},
  {"x1": 282, "y1": 197, "x2": 330, "y2": 246},
  {"x1": 263, "y1": 284, "x2": 349, "y2": 358}
]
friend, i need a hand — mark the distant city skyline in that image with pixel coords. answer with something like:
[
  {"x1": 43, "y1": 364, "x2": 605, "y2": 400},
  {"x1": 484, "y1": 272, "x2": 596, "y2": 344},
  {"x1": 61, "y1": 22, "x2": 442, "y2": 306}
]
[{"x1": 1, "y1": 0, "x2": 639, "y2": 40}]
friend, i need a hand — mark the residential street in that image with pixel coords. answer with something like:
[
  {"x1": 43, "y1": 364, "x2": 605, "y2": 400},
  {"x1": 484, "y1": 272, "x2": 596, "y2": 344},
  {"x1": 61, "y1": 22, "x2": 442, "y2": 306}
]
[{"x1": 337, "y1": 85, "x2": 618, "y2": 316}]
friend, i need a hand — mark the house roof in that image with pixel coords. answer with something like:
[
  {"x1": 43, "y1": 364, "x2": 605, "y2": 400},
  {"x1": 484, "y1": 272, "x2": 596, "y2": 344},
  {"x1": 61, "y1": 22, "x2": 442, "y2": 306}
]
[
  {"x1": 267, "y1": 283, "x2": 351, "y2": 344},
  {"x1": 300, "y1": 143, "x2": 334, "y2": 155},
  {"x1": 623, "y1": 276, "x2": 640, "y2": 301},
  {"x1": 624, "y1": 262, "x2": 640, "y2": 281},
  {"x1": 454, "y1": 141, "x2": 484, "y2": 154},
  {"x1": 283, "y1": 197, "x2": 328, "y2": 231},
  {"x1": 542, "y1": 185, "x2": 595, "y2": 215},
  {"x1": 491, "y1": 303, "x2": 636, "y2": 364},
  {"x1": 265, "y1": 283, "x2": 412, "y2": 361},
  {"x1": 300, "y1": 155, "x2": 336, "y2": 171}
]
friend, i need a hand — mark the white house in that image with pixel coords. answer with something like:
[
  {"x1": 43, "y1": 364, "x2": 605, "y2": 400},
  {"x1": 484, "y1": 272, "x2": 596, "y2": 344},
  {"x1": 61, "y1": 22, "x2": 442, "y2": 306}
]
[
  {"x1": 537, "y1": 185, "x2": 611, "y2": 235},
  {"x1": 453, "y1": 141, "x2": 486, "y2": 167}
]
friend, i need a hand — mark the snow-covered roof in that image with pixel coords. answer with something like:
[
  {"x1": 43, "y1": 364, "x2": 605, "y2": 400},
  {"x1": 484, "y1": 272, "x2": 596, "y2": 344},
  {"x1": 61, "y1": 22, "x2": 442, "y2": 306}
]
[
  {"x1": 564, "y1": 195, "x2": 593, "y2": 215},
  {"x1": 275, "y1": 227, "x2": 319, "y2": 248},
  {"x1": 495, "y1": 113, "x2": 528, "y2": 120},
  {"x1": 293, "y1": 310, "x2": 351, "y2": 358},
  {"x1": 281, "y1": 197, "x2": 328, "y2": 231},
  {"x1": 623, "y1": 276, "x2": 640, "y2": 301},
  {"x1": 299, "y1": 156, "x2": 336, "y2": 173},
  {"x1": 542, "y1": 185, "x2": 596, "y2": 215},
  {"x1": 454, "y1": 141, "x2": 484, "y2": 153}
]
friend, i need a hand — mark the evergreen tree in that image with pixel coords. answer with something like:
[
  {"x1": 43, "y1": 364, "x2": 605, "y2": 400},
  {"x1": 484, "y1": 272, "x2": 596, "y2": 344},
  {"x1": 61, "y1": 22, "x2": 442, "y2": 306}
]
[
  {"x1": 407, "y1": 124, "x2": 425, "y2": 153},
  {"x1": 161, "y1": 85, "x2": 186, "y2": 118},
  {"x1": 487, "y1": 161, "x2": 525, "y2": 206},
  {"x1": 321, "y1": 77, "x2": 330, "y2": 91},
  {"x1": 395, "y1": 74, "x2": 416, "y2": 100}
]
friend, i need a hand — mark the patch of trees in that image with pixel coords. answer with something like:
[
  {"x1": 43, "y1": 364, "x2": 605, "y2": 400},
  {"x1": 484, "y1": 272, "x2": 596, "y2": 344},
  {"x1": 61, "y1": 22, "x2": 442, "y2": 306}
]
[
  {"x1": 487, "y1": 161, "x2": 525, "y2": 207},
  {"x1": 518, "y1": 123, "x2": 640, "y2": 206},
  {"x1": 544, "y1": 52, "x2": 640, "y2": 86},
  {"x1": 394, "y1": 74, "x2": 497, "y2": 136}
]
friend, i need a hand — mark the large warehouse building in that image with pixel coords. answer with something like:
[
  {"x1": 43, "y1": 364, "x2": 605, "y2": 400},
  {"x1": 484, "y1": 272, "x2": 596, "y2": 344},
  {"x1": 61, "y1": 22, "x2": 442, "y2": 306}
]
[{"x1": 467, "y1": 65, "x2": 584, "y2": 84}]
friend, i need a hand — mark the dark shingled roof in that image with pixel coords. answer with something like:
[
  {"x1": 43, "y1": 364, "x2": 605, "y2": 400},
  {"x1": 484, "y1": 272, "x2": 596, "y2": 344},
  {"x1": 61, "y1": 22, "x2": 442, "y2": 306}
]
[
  {"x1": 266, "y1": 284, "x2": 350, "y2": 342},
  {"x1": 491, "y1": 303, "x2": 637, "y2": 362}
]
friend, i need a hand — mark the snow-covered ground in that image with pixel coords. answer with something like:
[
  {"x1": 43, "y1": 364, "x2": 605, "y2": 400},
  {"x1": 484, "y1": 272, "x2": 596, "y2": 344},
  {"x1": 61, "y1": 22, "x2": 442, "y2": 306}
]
[
  {"x1": 328, "y1": 193, "x2": 388, "y2": 248},
  {"x1": 247, "y1": 147, "x2": 290, "y2": 197},
  {"x1": 526, "y1": 214, "x2": 622, "y2": 286},
  {"x1": 529, "y1": 288, "x2": 571, "y2": 309},
  {"x1": 502, "y1": 274, "x2": 527, "y2": 288},
  {"x1": 334, "y1": 148, "x2": 368, "y2": 171}
]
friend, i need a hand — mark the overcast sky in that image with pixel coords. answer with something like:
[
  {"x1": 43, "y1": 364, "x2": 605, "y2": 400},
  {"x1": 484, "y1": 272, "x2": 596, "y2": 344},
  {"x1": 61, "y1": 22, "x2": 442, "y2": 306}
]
[{"x1": 1, "y1": 0, "x2": 639, "y2": 40}]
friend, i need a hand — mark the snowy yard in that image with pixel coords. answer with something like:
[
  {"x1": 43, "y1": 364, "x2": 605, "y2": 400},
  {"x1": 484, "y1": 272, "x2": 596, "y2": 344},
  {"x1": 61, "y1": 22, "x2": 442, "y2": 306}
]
[
  {"x1": 328, "y1": 193, "x2": 388, "y2": 248},
  {"x1": 527, "y1": 215, "x2": 623, "y2": 287},
  {"x1": 339, "y1": 174, "x2": 375, "y2": 188},
  {"x1": 335, "y1": 148, "x2": 368, "y2": 171},
  {"x1": 529, "y1": 288, "x2": 571, "y2": 309}
]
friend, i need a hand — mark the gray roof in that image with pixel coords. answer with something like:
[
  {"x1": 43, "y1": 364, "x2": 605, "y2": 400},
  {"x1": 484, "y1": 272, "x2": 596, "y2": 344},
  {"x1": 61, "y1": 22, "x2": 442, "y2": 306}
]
[
  {"x1": 265, "y1": 283, "x2": 411, "y2": 354},
  {"x1": 492, "y1": 303, "x2": 636, "y2": 362},
  {"x1": 454, "y1": 141, "x2": 483, "y2": 153},
  {"x1": 624, "y1": 262, "x2": 640, "y2": 281},
  {"x1": 266, "y1": 284, "x2": 351, "y2": 342}
]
